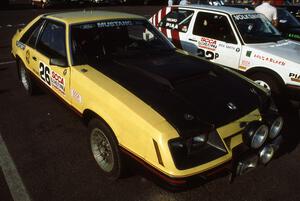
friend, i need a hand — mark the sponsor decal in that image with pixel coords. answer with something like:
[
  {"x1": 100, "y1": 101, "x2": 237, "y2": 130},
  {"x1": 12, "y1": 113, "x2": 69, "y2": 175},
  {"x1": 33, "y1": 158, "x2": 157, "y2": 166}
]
[
  {"x1": 51, "y1": 71, "x2": 65, "y2": 94},
  {"x1": 39, "y1": 62, "x2": 65, "y2": 94},
  {"x1": 288, "y1": 33, "x2": 300, "y2": 40},
  {"x1": 166, "y1": 18, "x2": 177, "y2": 23},
  {"x1": 198, "y1": 37, "x2": 217, "y2": 51},
  {"x1": 97, "y1": 20, "x2": 133, "y2": 28},
  {"x1": 71, "y1": 89, "x2": 82, "y2": 103},
  {"x1": 241, "y1": 60, "x2": 250, "y2": 67},
  {"x1": 233, "y1": 14, "x2": 260, "y2": 21},
  {"x1": 289, "y1": 73, "x2": 300, "y2": 83},
  {"x1": 165, "y1": 22, "x2": 178, "y2": 29},
  {"x1": 246, "y1": 50, "x2": 252, "y2": 57},
  {"x1": 238, "y1": 66, "x2": 247, "y2": 70},
  {"x1": 16, "y1": 41, "x2": 25, "y2": 50},
  {"x1": 253, "y1": 54, "x2": 286, "y2": 66},
  {"x1": 181, "y1": 25, "x2": 188, "y2": 32},
  {"x1": 218, "y1": 43, "x2": 236, "y2": 50}
]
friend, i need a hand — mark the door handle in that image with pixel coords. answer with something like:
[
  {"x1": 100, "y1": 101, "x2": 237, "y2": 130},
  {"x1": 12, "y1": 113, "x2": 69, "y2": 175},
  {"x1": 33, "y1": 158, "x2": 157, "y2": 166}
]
[
  {"x1": 188, "y1": 38, "x2": 197, "y2": 42},
  {"x1": 32, "y1": 56, "x2": 37, "y2": 61}
]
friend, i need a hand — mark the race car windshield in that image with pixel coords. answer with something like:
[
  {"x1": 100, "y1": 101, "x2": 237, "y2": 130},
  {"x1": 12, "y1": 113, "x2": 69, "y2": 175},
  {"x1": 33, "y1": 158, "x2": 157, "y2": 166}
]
[
  {"x1": 71, "y1": 19, "x2": 175, "y2": 65},
  {"x1": 233, "y1": 13, "x2": 283, "y2": 43}
]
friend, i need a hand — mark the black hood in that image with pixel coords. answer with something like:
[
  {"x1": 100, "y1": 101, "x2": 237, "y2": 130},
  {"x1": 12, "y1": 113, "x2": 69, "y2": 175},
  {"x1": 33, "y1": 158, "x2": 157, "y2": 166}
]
[{"x1": 94, "y1": 52, "x2": 264, "y2": 138}]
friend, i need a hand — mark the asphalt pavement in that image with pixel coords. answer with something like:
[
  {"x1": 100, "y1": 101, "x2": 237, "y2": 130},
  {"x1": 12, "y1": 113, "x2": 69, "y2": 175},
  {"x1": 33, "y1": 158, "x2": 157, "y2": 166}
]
[{"x1": 1, "y1": 5, "x2": 300, "y2": 201}]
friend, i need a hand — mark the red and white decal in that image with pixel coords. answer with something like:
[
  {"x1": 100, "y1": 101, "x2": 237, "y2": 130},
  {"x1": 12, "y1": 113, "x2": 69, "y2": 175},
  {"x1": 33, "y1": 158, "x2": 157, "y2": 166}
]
[
  {"x1": 241, "y1": 60, "x2": 250, "y2": 67},
  {"x1": 51, "y1": 71, "x2": 65, "y2": 94},
  {"x1": 198, "y1": 37, "x2": 217, "y2": 51},
  {"x1": 253, "y1": 54, "x2": 286, "y2": 66},
  {"x1": 71, "y1": 88, "x2": 82, "y2": 103}
]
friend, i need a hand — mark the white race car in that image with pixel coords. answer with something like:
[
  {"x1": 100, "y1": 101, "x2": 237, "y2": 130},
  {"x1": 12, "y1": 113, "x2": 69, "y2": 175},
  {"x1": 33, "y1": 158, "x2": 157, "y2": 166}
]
[{"x1": 150, "y1": 5, "x2": 300, "y2": 99}]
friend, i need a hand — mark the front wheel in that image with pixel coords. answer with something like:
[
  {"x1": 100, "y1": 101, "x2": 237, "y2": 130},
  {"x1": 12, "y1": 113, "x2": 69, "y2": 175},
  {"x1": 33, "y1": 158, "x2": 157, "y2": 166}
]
[
  {"x1": 249, "y1": 72, "x2": 283, "y2": 96},
  {"x1": 89, "y1": 118, "x2": 123, "y2": 180}
]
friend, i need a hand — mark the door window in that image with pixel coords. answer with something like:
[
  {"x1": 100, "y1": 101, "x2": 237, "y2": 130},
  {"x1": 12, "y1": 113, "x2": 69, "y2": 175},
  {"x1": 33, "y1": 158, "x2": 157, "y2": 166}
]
[
  {"x1": 193, "y1": 12, "x2": 237, "y2": 44},
  {"x1": 159, "y1": 9, "x2": 194, "y2": 33},
  {"x1": 36, "y1": 21, "x2": 67, "y2": 59}
]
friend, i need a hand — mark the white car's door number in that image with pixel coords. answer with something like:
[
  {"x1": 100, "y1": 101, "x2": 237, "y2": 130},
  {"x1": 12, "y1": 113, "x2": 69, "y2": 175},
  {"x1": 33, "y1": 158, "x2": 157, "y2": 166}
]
[{"x1": 197, "y1": 48, "x2": 219, "y2": 60}]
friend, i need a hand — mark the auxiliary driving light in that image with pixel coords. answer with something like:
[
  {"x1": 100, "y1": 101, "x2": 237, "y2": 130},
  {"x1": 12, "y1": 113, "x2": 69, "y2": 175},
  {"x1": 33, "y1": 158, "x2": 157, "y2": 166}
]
[
  {"x1": 259, "y1": 144, "x2": 275, "y2": 165},
  {"x1": 244, "y1": 121, "x2": 269, "y2": 149},
  {"x1": 269, "y1": 116, "x2": 283, "y2": 139}
]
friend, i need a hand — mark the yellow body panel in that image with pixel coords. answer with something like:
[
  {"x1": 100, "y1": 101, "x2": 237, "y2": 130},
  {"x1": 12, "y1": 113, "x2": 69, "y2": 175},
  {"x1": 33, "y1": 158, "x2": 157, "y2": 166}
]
[{"x1": 11, "y1": 11, "x2": 265, "y2": 179}]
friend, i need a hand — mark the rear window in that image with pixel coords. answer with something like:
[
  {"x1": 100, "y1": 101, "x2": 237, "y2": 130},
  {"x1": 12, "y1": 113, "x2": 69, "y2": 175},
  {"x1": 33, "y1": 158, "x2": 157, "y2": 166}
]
[{"x1": 158, "y1": 9, "x2": 194, "y2": 33}]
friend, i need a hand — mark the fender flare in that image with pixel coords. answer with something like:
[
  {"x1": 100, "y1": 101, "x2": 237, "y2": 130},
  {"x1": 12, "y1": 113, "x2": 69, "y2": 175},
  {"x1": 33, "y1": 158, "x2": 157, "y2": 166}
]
[
  {"x1": 82, "y1": 108, "x2": 120, "y2": 140},
  {"x1": 245, "y1": 66, "x2": 286, "y2": 87}
]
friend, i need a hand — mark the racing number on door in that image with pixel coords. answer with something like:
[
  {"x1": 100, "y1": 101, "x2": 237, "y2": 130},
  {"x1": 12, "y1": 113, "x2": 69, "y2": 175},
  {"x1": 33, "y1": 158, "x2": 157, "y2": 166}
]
[
  {"x1": 197, "y1": 48, "x2": 219, "y2": 60},
  {"x1": 40, "y1": 62, "x2": 51, "y2": 86}
]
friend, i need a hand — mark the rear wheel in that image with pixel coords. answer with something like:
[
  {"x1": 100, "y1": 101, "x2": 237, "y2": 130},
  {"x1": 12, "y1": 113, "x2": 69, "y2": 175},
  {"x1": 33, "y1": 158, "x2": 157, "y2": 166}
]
[
  {"x1": 18, "y1": 61, "x2": 39, "y2": 95},
  {"x1": 89, "y1": 118, "x2": 124, "y2": 180}
]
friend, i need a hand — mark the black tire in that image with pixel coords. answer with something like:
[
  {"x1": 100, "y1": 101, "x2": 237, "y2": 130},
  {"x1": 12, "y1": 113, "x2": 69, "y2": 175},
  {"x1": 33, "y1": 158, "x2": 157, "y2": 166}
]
[
  {"x1": 18, "y1": 61, "x2": 39, "y2": 96},
  {"x1": 88, "y1": 118, "x2": 123, "y2": 180},
  {"x1": 249, "y1": 72, "x2": 283, "y2": 96}
]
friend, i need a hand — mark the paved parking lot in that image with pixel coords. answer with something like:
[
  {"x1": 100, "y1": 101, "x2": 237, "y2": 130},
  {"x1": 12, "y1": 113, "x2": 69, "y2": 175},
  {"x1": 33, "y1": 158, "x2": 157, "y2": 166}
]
[{"x1": 1, "y1": 5, "x2": 300, "y2": 201}]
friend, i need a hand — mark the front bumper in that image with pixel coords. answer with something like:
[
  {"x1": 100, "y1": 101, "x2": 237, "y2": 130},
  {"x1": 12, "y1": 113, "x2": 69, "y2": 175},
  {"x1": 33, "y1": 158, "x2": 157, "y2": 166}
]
[{"x1": 123, "y1": 135, "x2": 282, "y2": 190}]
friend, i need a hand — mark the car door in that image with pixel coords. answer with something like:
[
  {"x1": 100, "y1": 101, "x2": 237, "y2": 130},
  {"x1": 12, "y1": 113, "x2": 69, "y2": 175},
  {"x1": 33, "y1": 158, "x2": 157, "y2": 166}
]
[
  {"x1": 33, "y1": 20, "x2": 71, "y2": 102},
  {"x1": 157, "y1": 8, "x2": 195, "y2": 51},
  {"x1": 186, "y1": 11, "x2": 242, "y2": 69}
]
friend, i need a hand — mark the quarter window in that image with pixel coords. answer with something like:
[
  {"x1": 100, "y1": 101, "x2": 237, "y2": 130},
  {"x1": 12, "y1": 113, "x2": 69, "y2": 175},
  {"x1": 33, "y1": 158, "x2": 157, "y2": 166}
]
[
  {"x1": 36, "y1": 21, "x2": 67, "y2": 59},
  {"x1": 20, "y1": 19, "x2": 44, "y2": 47},
  {"x1": 193, "y1": 12, "x2": 237, "y2": 44},
  {"x1": 159, "y1": 10, "x2": 194, "y2": 33}
]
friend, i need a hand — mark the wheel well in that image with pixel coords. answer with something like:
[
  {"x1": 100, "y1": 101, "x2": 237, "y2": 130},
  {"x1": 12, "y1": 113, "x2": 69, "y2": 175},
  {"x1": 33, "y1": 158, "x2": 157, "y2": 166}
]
[
  {"x1": 83, "y1": 109, "x2": 118, "y2": 141},
  {"x1": 82, "y1": 109, "x2": 100, "y2": 125},
  {"x1": 82, "y1": 109, "x2": 112, "y2": 131},
  {"x1": 246, "y1": 67, "x2": 285, "y2": 87}
]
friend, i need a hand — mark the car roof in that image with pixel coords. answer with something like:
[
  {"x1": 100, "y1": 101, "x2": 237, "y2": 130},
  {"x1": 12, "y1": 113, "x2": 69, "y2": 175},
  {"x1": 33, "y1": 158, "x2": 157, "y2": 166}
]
[
  {"x1": 177, "y1": 4, "x2": 255, "y2": 15},
  {"x1": 43, "y1": 10, "x2": 144, "y2": 25}
]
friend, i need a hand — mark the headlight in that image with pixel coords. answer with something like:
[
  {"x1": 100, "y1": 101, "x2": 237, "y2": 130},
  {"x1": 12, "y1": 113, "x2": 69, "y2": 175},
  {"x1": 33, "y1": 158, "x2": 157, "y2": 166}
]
[
  {"x1": 168, "y1": 130, "x2": 227, "y2": 170},
  {"x1": 243, "y1": 121, "x2": 269, "y2": 149},
  {"x1": 188, "y1": 134, "x2": 208, "y2": 151},
  {"x1": 269, "y1": 116, "x2": 283, "y2": 139}
]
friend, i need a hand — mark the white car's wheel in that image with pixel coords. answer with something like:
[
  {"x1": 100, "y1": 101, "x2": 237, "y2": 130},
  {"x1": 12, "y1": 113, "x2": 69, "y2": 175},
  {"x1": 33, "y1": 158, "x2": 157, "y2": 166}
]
[
  {"x1": 250, "y1": 72, "x2": 283, "y2": 96},
  {"x1": 254, "y1": 80, "x2": 271, "y2": 91}
]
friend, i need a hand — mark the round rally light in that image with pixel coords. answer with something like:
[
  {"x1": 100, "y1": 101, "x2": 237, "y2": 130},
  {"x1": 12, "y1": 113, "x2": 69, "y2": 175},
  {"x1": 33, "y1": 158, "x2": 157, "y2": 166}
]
[
  {"x1": 259, "y1": 144, "x2": 275, "y2": 165},
  {"x1": 251, "y1": 124, "x2": 269, "y2": 149},
  {"x1": 269, "y1": 116, "x2": 283, "y2": 139},
  {"x1": 244, "y1": 121, "x2": 269, "y2": 149}
]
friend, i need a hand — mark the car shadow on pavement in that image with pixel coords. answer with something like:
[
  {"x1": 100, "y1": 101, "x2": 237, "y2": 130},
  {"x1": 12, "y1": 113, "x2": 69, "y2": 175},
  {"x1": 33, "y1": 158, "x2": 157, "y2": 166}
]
[{"x1": 274, "y1": 96, "x2": 300, "y2": 156}]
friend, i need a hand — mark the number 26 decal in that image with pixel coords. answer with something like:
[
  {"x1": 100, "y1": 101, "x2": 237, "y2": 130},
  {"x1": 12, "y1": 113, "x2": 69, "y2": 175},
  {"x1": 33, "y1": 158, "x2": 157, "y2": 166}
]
[
  {"x1": 197, "y1": 48, "x2": 219, "y2": 60},
  {"x1": 39, "y1": 62, "x2": 51, "y2": 86}
]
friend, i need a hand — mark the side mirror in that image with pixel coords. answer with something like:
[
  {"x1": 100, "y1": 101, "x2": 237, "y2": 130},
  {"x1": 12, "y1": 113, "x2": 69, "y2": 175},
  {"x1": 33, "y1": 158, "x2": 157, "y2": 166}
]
[{"x1": 50, "y1": 58, "x2": 68, "y2": 67}]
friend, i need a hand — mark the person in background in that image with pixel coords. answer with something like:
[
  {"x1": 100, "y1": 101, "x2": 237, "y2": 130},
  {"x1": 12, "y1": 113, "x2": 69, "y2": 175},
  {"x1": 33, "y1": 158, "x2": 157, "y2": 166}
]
[
  {"x1": 168, "y1": 0, "x2": 173, "y2": 6},
  {"x1": 179, "y1": 0, "x2": 191, "y2": 5},
  {"x1": 255, "y1": 0, "x2": 278, "y2": 26}
]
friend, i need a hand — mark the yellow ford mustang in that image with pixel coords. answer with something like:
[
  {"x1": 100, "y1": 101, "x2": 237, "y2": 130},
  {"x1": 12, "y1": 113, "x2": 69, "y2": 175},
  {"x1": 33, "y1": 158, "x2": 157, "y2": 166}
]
[{"x1": 12, "y1": 10, "x2": 283, "y2": 187}]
